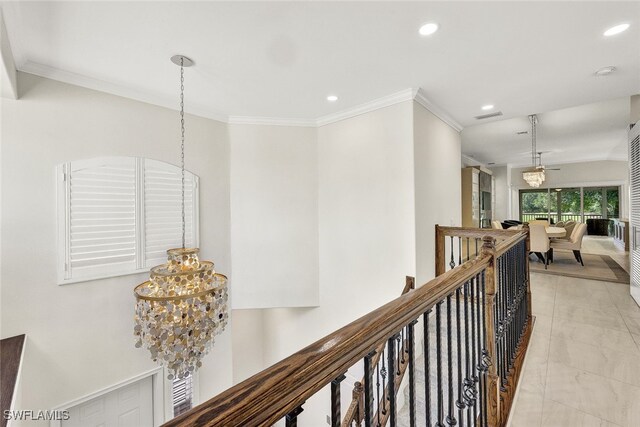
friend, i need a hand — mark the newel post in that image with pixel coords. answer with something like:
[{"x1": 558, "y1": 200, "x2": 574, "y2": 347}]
[
  {"x1": 435, "y1": 224, "x2": 445, "y2": 276},
  {"x1": 481, "y1": 236, "x2": 501, "y2": 427}
]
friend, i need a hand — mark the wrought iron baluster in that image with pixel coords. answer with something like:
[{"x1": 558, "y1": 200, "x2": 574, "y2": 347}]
[
  {"x1": 463, "y1": 281, "x2": 473, "y2": 427},
  {"x1": 480, "y1": 272, "x2": 489, "y2": 427},
  {"x1": 458, "y1": 237, "x2": 462, "y2": 266},
  {"x1": 424, "y1": 310, "x2": 433, "y2": 427},
  {"x1": 470, "y1": 275, "x2": 477, "y2": 384},
  {"x1": 285, "y1": 405, "x2": 304, "y2": 427},
  {"x1": 408, "y1": 319, "x2": 418, "y2": 427},
  {"x1": 364, "y1": 351, "x2": 375, "y2": 427},
  {"x1": 455, "y1": 287, "x2": 464, "y2": 426},
  {"x1": 446, "y1": 294, "x2": 456, "y2": 426},
  {"x1": 449, "y1": 236, "x2": 456, "y2": 270},
  {"x1": 331, "y1": 374, "x2": 346, "y2": 427},
  {"x1": 466, "y1": 237, "x2": 470, "y2": 262},
  {"x1": 436, "y1": 301, "x2": 444, "y2": 427},
  {"x1": 397, "y1": 334, "x2": 402, "y2": 375},
  {"x1": 387, "y1": 335, "x2": 398, "y2": 427}
]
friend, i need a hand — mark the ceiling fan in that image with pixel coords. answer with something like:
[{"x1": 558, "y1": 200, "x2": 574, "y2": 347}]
[{"x1": 536, "y1": 152, "x2": 561, "y2": 171}]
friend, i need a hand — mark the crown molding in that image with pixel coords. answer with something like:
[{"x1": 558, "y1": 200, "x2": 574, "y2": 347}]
[
  {"x1": 413, "y1": 88, "x2": 463, "y2": 132},
  {"x1": 461, "y1": 154, "x2": 484, "y2": 167},
  {"x1": 19, "y1": 61, "x2": 229, "y2": 123},
  {"x1": 316, "y1": 88, "x2": 415, "y2": 127},
  {"x1": 228, "y1": 115, "x2": 316, "y2": 127},
  {"x1": 16, "y1": 61, "x2": 463, "y2": 132}
]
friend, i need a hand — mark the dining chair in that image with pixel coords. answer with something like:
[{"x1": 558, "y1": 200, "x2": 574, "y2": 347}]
[
  {"x1": 529, "y1": 224, "x2": 551, "y2": 269},
  {"x1": 550, "y1": 223, "x2": 588, "y2": 266},
  {"x1": 562, "y1": 220, "x2": 577, "y2": 239}
]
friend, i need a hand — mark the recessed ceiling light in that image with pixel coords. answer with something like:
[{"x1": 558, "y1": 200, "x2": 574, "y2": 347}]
[
  {"x1": 481, "y1": 104, "x2": 494, "y2": 111},
  {"x1": 604, "y1": 23, "x2": 630, "y2": 36},
  {"x1": 595, "y1": 66, "x2": 616, "y2": 76},
  {"x1": 419, "y1": 23, "x2": 439, "y2": 36},
  {"x1": 327, "y1": 95, "x2": 338, "y2": 102}
]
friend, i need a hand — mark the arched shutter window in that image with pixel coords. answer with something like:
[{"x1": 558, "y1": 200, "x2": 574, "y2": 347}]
[{"x1": 57, "y1": 157, "x2": 199, "y2": 284}]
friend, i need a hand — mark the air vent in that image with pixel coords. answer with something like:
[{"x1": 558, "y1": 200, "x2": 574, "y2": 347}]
[{"x1": 474, "y1": 111, "x2": 503, "y2": 120}]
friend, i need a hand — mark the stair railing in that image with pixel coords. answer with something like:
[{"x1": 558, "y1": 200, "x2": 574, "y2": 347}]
[{"x1": 163, "y1": 226, "x2": 531, "y2": 427}]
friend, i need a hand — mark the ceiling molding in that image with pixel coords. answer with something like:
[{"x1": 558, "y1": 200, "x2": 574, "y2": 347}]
[
  {"x1": 462, "y1": 154, "x2": 484, "y2": 167},
  {"x1": 227, "y1": 116, "x2": 316, "y2": 127},
  {"x1": 413, "y1": 88, "x2": 463, "y2": 132},
  {"x1": 19, "y1": 61, "x2": 229, "y2": 123},
  {"x1": 16, "y1": 61, "x2": 464, "y2": 132},
  {"x1": 316, "y1": 88, "x2": 415, "y2": 127}
]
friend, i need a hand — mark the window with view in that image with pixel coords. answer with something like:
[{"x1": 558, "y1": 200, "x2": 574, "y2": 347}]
[{"x1": 519, "y1": 186, "x2": 620, "y2": 223}]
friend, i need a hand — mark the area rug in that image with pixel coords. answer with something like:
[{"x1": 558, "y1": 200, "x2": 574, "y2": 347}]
[{"x1": 529, "y1": 252, "x2": 630, "y2": 284}]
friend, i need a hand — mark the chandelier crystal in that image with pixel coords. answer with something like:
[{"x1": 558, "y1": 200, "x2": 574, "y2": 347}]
[
  {"x1": 522, "y1": 114, "x2": 545, "y2": 188},
  {"x1": 134, "y1": 55, "x2": 228, "y2": 380}
]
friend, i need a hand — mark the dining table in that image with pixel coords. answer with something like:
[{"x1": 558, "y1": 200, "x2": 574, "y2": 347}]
[
  {"x1": 546, "y1": 226, "x2": 567, "y2": 238},
  {"x1": 546, "y1": 226, "x2": 566, "y2": 262}
]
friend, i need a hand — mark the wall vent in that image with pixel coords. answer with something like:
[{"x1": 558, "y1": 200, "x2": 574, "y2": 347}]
[{"x1": 474, "y1": 111, "x2": 503, "y2": 120}]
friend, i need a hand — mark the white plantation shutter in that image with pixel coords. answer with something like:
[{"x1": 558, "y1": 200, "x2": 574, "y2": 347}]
[
  {"x1": 172, "y1": 374, "x2": 194, "y2": 417},
  {"x1": 144, "y1": 159, "x2": 198, "y2": 267},
  {"x1": 57, "y1": 157, "x2": 199, "y2": 284}
]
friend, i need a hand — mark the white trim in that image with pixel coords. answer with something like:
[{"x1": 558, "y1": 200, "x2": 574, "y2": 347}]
[
  {"x1": 50, "y1": 367, "x2": 166, "y2": 427},
  {"x1": 19, "y1": 61, "x2": 228, "y2": 123},
  {"x1": 227, "y1": 116, "x2": 316, "y2": 127},
  {"x1": 413, "y1": 88, "x2": 463, "y2": 132},
  {"x1": 316, "y1": 88, "x2": 415, "y2": 127}
]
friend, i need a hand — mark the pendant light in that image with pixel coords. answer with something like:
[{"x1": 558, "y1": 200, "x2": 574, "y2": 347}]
[
  {"x1": 134, "y1": 55, "x2": 229, "y2": 380},
  {"x1": 522, "y1": 114, "x2": 546, "y2": 188}
]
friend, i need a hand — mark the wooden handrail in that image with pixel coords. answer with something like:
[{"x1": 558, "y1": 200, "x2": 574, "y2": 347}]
[
  {"x1": 163, "y1": 257, "x2": 491, "y2": 427},
  {"x1": 1, "y1": 335, "x2": 26, "y2": 427},
  {"x1": 341, "y1": 276, "x2": 415, "y2": 427},
  {"x1": 435, "y1": 225, "x2": 528, "y2": 276}
]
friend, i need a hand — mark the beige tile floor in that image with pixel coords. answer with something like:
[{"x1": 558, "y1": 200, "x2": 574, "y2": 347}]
[{"x1": 509, "y1": 237, "x2": 640, "y2": 427}]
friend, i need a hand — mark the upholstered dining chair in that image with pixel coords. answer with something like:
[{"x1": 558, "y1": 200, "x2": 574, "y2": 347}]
[
  {"x1": 561, "y1": 220, "x2": 577, "y2": 239},
  {"x1": 529, "y1": 224, "x2": 551, "y2": 269},
  {"x1": 550, "y1": 223, "x2": 587, "y2": 266}
]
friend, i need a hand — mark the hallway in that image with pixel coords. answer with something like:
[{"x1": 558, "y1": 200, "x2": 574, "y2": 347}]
[{"x1": 509, "y1": 271, "x2": 640, "y2": 426}]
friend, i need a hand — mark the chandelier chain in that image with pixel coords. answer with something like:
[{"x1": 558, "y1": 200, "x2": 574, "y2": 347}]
[{"x1": 180, "y1": 58, "x2": 186, "y2": 249}]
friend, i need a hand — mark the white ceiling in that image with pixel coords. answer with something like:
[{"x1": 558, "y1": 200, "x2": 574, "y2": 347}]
[
  {"x1": 2, "y1": 1, "x2": 639, "y2": 125},
  {"x1": 461, "y1": 97, "x2": 631, "y2": 166}
]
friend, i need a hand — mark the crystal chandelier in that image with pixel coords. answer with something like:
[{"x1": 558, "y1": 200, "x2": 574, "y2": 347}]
[
  {"x1": 134, "y1": 55, "x2": 228, "y2": 380},
  {"x1": 522, "y1": 114, "x2": 545, "y2": 188}
]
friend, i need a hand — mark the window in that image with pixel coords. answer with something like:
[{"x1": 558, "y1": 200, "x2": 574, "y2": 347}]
[
  {"x1": 172, "y1": 374, "x2": 194, "y2": 417},
  {"x1": 519, "y1": 186, "x2": 620, "y2": 223},
  {"x1": 57, "y1": 157, "x2": 199, "y2": 284}
]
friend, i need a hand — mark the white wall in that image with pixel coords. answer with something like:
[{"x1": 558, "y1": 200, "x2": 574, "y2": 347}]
[
  {"x1": 413, "y1": 102, "x2": 461, "y2": 285},
  {"x1": 489, "y1": 165, "x2": 509, "y2": 221},
  {"x1": 231, "y1": 309, "x2": 265, "y2": 384},
  {"x1": 259, "y1": 101, "x2": 417, "y2": 423},
  {"x1": 229, "y1": 124, "x2": 319, "y2": 309},
  {"x1": 0, "y1": 72, "x2": 233, "y2": 422},
  {"x1": 510, "y1": 160, "x2": 629, "y2": 218}
]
